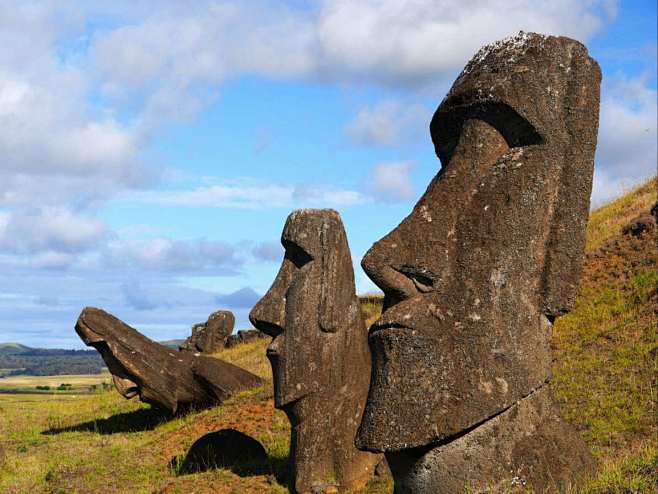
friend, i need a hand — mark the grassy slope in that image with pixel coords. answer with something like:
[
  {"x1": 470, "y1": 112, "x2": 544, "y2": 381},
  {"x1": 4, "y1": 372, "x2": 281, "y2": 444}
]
[
  {"x1": 0, "y1": 344, "x2": 32, "y2": 355},
  {"x1": 0, "y1": 178, "x2": 655, "y2": 493}
]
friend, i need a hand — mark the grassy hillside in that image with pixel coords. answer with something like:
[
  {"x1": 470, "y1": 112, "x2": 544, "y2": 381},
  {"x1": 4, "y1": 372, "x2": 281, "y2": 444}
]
[
  {"x1": 0, "y1": 343, "x2": 32, "y2": 355},
  {"x1": 0, "y1": 178, "x2": 655, "y2": 493}
]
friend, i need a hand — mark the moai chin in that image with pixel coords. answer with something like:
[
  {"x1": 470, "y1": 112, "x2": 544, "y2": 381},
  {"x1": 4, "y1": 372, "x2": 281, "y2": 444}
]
[
  {"x1": 355, "y1": 32, "x2": 600, "y2": 492},
  {"x1": 250, "y1": 209, "x2": 381, "y2": 494}
]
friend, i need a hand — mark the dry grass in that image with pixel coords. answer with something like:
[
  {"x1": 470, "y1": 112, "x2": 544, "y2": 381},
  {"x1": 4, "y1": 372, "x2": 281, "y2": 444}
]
[
  {"x1": 0, "y1": 182, "x2": 655, "y2": 493},
  {"x1": 0, "y1": 373, "x2": 112, "y2": 390},
  {"x1": 585, "y1": 177, "x2": 656, "y2": 252},
  {"x1": 213, "y1": 339, "x2": 272, "y2": 380}
]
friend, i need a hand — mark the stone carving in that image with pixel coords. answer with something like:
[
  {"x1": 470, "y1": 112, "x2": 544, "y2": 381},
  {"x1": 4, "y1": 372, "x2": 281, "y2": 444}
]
[
  {"x1": 180, "y1": 310, "x2": 235, "y2": 354},
  {"x1": 75, "y1": 307, "x2": 263, "y2": 414},
  {"x1": 355, "y1": 32, "x2": 600, "y2": 492},
  {"x1": 249, "y1": 209, "x2": 380, "y2": 494}
]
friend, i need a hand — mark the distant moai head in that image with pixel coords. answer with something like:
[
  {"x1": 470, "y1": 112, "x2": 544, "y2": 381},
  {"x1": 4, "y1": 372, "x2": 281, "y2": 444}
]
[
  {"x1": 249, "y1": 208, "x2": 363, "y2": 408},
  {"x1": 356, "y1": 32, "x2": 601, "y2": 453}
]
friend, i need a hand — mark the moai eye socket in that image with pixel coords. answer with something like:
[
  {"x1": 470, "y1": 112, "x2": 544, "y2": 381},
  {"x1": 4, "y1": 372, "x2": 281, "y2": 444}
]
[
  {"x1": 283, "y1": 240, "x2": 313, "y2": 269},
  {"x1": 431, "y1": 101, "x2": 544, "y2": 167}
]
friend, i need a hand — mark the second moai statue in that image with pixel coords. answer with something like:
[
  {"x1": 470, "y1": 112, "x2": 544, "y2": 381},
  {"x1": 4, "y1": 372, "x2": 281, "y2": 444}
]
[
  {"x1": 355, "y1": 32, "x2": 600, "y2": 493},
  {"x1": 250, "y1": 209, "x2": 381, "y2": 494},
  {"x1": 180, "y1": 310, "x2": 235, "y2": 354}
]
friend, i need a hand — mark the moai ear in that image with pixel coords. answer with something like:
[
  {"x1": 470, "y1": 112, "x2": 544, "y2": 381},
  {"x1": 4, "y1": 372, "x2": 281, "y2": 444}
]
[{"x1": 318, "y1": 216, "x2": 355, "y2": 333}]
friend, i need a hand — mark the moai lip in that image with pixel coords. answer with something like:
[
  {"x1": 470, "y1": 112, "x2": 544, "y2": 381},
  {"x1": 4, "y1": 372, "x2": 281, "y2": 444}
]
[
  {"x1": 355, "y1": 31, "x2": 600, "y2": 492},
  {"x1": 75, "y1": 307, "x2": 263, "y2": 414},
  {"x1": 250, "y1": 209, "x2": 381, "y2": 494}
]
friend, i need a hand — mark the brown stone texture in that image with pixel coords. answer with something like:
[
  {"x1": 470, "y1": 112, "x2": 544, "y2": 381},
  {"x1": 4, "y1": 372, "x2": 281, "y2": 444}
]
[
  {"x1": 180, "y1": 310, "x2": 235, "y2": 354},
  {"x1": 385, "y1": 387, "x2": 595, "y2": 493},
  {"x1": 75, "y1": 307, "x2": 263, "y2": 414},
  {"x1": 355, "y1": 32, "x2": 600, "y2": 491},
  {"x1": 249, "y1": 209, "x2": 381, "y2": 494}
]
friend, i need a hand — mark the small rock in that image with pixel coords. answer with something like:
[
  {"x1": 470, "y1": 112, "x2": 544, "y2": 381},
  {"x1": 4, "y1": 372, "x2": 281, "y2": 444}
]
[{"x1": 179, "y1": 429, "x2": 267, "y2": 474}]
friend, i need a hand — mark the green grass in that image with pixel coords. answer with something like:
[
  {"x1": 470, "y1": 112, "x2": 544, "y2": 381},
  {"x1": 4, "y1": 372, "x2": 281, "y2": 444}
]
[{"x1": 0, "y1": 180, "x2": 655, "y2": 493}]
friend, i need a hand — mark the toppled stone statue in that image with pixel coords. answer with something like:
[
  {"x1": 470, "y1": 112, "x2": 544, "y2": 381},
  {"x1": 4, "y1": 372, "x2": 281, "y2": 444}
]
[
  {"x1": 355, "y1": 32, "x2": 600, "y2": 492},
  {"x1": 75, "y1": 307, "x2": 263, "y2": 414},
  {"x1": 250, "y1": 209, "x2": 381, "y2": 494},
  {"x1": 180, "y1": 310, "x2": 235, "y2": 354}
]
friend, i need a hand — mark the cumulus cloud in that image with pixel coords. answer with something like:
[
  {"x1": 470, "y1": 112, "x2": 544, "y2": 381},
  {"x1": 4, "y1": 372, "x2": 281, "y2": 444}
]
[
  {"x1": 87, "y1": 0, "x2": 617, "y2": 121},
  {"x1": 368, "y1": 161, "x2": 416, "y2": 201},
  {"x1": 0, "y1": 207, "x2": 107, "y2": 254},
  {"x1": 104, "y1": 238, "x2": 242, "y2": 274},
  {"x1": 592, "y1": 74, "x2": 657, "y2": 205},
  {"x1": 346, "y1": 100, "x2": 431, "y2": 146}
]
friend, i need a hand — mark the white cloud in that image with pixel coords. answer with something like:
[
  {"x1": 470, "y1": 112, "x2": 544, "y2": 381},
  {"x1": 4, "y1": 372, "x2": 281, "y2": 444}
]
[
  {"x1": 346, "y1": 100, "x2": 430, "y2": 146},
  {"x1": 592, "y1": 74, "x2": 657, "y2": 205},
  {"x1": 122, "y1": 180, "x2": 369, "y2": 209},
  {"x1": 87, "y1": 0, "x2": 617, "y2": 122},
  {"x1": 104, "y1": 237, "x2": 242, "y2": 274},
  {"x1": 368, "y1": 161, "x2": 415, "y2": 201},
  {"x1": 0, "y1": 207, "x2": 107, "y2": 254}
]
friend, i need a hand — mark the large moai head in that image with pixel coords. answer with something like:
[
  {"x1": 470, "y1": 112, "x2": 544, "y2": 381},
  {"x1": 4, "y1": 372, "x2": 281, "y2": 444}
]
[
  {"x1": 250, "y1": 209, "x2": 380, "y2": 493},
  {"x1": 356, "y1": 31, "x2": 601, "y2": 455}
]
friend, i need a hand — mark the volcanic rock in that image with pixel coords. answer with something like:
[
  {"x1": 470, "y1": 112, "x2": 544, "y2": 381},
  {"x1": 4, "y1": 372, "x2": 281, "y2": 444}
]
[
  {"x1": 250, "y1": 209, "x2": 381, "y2": 494},
  {"x1": 180, "y1": 310, "x2": 234, "y2": 354},
  {"x1": 75, "y1": 307, "x2": 263, "y2": 414},
  {"x1": 356, "y1": 31, "x2": 600, "y2": 492}
]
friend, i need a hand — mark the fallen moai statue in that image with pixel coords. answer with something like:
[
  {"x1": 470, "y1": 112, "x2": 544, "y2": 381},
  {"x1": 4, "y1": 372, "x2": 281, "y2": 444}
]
[
  {"x1": 355, "y1": 32, "x2": 600, "y2": 493},
  {"x1": 75, "y1": 307, "x2": 263, "y2": 414},
  {"x1": 250, "y1": 209, "x2": 381, "y2": 494},
  {"x1": 179, "y1": 310, "x2": 235, "y2": 354}
]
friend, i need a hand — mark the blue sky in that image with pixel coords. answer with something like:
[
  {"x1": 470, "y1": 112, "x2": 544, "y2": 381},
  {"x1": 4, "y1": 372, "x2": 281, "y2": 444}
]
[{"x1": 0, "y1": 0, "x2": 655, "y2": 347}]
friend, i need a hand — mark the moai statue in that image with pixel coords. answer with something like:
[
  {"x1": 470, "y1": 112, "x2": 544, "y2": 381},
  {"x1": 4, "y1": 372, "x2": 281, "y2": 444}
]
[
  {"x1": 75, "y1": 308, "x2": 263, "y2": 414},
  {"x1": 250, "y1": 209, "x2": 381, "y2": 494},
  {"x1": 355, "y1": 32, "x2": 600, "y2": 493},
  {"x1": 180, "y1": 310, "x2": 235, "y2": 354}
]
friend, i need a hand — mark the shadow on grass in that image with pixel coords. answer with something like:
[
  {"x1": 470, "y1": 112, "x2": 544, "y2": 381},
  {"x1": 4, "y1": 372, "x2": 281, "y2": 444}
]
[
  {"x1": 43, "y1": 407, "x2": 174, "y2": 435},
  {"x1": 170, "y1": 429, "x2": 288, "y2": 486}
]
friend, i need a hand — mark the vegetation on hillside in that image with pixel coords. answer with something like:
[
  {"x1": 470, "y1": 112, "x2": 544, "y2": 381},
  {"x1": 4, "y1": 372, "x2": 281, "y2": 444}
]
[
  {"x1": 0, "y1": 178, "x2": 655, "y2": 493},
  {"x1": 0, "y1": 348, "x2": 105, "y2": 377}
]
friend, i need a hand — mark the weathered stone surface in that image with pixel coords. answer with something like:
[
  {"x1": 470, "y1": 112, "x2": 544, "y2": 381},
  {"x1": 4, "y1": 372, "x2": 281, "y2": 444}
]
[
  {"x1": 180, "y1": 310, "x2": 234, "y2": 354},
  {"x1": 386, "y1": 387, "x2": 595, "y2": 493},
  {"x1": 250, "y1": 209, "x2": 381, "y2": 494},
  {"x1": 75, "y1": 307, "x2": 263, "y2": 414},
  {"x1": 356, "y1": 32, "x2": 599, "y2": 491},
  {"x1": 179, "y1": 429, "x2": 267, "y2": 474}
]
